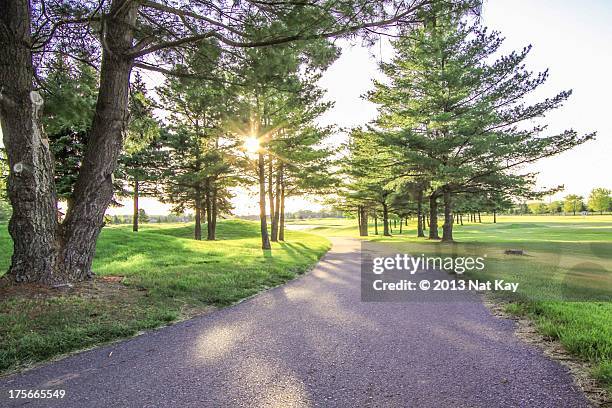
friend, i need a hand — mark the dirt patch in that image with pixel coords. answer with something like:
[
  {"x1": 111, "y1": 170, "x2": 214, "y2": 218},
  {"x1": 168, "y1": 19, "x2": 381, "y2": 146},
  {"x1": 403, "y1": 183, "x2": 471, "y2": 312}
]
[
  {"x1": 99, "y1": 275, "x2": 125, "y2": 283},
  {"x1": 0, "y1": 275, "x2": 143, "y2": 302},
  {"x1": 483, "y1": 296, "x2": 611, "y2": 407},
  {"x1": 0, "y1": 275, "x2": 215, "y2": 321}
]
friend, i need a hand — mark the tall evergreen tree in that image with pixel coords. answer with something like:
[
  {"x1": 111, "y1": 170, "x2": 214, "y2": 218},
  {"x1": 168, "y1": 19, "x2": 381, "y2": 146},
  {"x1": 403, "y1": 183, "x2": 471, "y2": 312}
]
[
  {"x1": 341, "y1": 129, "x2": 396, "y2": 237},
  {"x1": 368, "y1": 11, "x2": 594, "y2": 242},
  {"x1": 235, "y1": 30, "x2": 339, "y2": 248},
  {"x1": 157, "y1": 43, "x2": 240, "y2": 240}
]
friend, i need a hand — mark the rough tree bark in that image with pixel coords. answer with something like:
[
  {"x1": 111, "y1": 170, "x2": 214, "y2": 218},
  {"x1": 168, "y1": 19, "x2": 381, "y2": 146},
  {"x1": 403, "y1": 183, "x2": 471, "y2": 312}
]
[
  {"x1": 1, "y1": 0, "x2": 138, "y2": 283},
  {"x1": 58, "y1": 0, "x2": 138, "y2": 281},
  {"x1": 258, "y1": 151, "x2": 271, "y2": 249},
  {"x1": 428, "y1": 193, "x2": 440, "y2": 240},
  {"x1": 0, "y1": 0, "x2": 59, "y2": 283},
  {"x1": 441, "y1": 188, "x2": 454, "y2": 242},
  {"x1": 132, "y1": 178, "x2": 139, "y2": 232}
]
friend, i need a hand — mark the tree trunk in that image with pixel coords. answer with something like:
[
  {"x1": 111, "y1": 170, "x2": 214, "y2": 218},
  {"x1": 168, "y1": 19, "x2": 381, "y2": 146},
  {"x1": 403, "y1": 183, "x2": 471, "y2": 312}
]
[
  {"x1": 279, "y1": 183, "x2": 286, "y2": 241},
  {"x1": 429, "y1": 193, "x2": 440, "y2": 239},
  {"x1": 357, "y1": 206, "x2": 368, "y2": 237},
  {"x1": 194, "y1": 189, "x2": 202, "y2": 241},
  {"x1": 1, "y1": 0, "x2": 138, "y2": 283},
  {"x1": 66, "y1": 197, "x2": 75, "y2": 215},
  {"x1": 132, "y1": 178, "x2": 139, "y2": 232},
  {"x1": 493, "y1": 210, "x2": 497, "y2": 223},
  {"x1": 205, "y1": 188, "x2": 211, "y2": 238},
  {"x1": 0, "y1": 0, "x2": 59, "y2": 283},
  {"x1": 416, "y1": 189, "x2": 425, "y2": 237},
  {"x1": 383, "y1": 204, "x2": 391, "y2": 236},
  {"x1": 478, "y1": 211, "x2": 482, "y2": 223},
  {"x1": 441, "y1": 188, "x2": 454, "y2": 242},
  {"x1": 207, "y1": 185, "x2": 217, "y2": 241},
  {"x1": 258, "y1": 152, "x2": 271, "y2": 250},
  {"x1": 271, "y1": 163, "x2": 282, "y2": 242},
  {"x1": 374, "y1": 215, "x2": 379, "y2": 235},
  {"x1": 460, "y1": 213, "x2": 464, "y2": 225},
  {"x1": 399, "y1": 218, "x2": 403, "y2": 234},
  {"x1": 56, "y1": 0, "x2": 139, "y2": 282},
  {"x1": 268, "y1": 155, "x2": 278, "y2": 242}
]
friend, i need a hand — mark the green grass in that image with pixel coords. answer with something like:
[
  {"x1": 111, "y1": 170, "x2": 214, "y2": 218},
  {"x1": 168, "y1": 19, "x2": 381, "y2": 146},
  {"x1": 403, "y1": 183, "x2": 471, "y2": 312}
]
[
  {"x1": 285, "y1": 217, "x2": 360, "y2": 236},
  {"x1": 305, "y1": 215, "x2": 612, "y2": 390},
  {"x1": 0, "y1": 220, "x2": 330, "y2": 374}
]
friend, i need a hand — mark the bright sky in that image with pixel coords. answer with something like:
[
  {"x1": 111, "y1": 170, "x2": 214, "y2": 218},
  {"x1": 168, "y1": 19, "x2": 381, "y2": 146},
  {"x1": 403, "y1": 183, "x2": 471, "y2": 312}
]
[
  {"x1": 314, "y1": 0, "x2": 612, "y2": 207},
  {"x1": 2, "y1": 1, "x2": 610, "y2": 215}
]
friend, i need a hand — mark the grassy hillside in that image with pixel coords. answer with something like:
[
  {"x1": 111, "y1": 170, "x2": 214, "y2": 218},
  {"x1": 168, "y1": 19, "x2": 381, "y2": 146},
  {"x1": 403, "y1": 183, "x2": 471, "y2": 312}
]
[
  {"x1": 302, "y1": 215, "x2": 612, "y2": 389},
  {"x1": 0, "y1": 220, "x2": 330, "y2": 374}
]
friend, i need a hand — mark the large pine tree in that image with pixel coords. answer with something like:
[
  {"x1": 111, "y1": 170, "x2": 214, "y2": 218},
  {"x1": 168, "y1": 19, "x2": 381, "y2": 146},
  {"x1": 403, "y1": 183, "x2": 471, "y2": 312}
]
[
  {"x1": 368, "y1": 12, "x2": 594, "y2": 241},
  {"x1": 157, "y1": 43, "x2": 241, "y2": 241}
]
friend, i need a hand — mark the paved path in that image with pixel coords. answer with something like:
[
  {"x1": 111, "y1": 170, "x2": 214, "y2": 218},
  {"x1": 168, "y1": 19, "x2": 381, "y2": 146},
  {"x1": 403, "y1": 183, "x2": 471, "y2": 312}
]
[{"x1": 0, "y1": 238, "x2": 591, "y2": 407}]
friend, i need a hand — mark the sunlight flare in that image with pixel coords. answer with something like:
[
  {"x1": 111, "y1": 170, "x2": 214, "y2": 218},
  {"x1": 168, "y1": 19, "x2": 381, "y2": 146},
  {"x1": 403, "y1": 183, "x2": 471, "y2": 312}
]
[{"x1": 243, "y1": 136, "x2": 260, "y2": 155}]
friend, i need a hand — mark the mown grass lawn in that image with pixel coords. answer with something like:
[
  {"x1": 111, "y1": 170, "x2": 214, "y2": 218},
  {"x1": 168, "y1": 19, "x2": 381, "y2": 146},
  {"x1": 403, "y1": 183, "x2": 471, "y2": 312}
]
[
  {"x1": 300, "y1": 215, "x2": 612, "y2": 390},
  {"x1": 0, "y1": 220, "x2": 330, "y2": 374}
]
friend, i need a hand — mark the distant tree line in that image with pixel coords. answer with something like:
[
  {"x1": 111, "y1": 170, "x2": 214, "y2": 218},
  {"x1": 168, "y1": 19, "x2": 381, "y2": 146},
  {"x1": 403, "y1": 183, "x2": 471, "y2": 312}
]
[
  {"x1": 524, "y1": 188, "x2": 612, "y2": 216},
  {"x1": 106, "y1": 211, "x2": 195, "y2": 225},
  {"x1": 239, "y1": 209, "x2": 343, "y2": 221}
]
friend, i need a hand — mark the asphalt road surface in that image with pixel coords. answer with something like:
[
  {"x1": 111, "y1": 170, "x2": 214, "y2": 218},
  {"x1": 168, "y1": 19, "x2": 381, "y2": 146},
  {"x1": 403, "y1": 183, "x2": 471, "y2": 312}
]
[{"x1": 0, "y1": 238, "x2": 591, "y2": 407}]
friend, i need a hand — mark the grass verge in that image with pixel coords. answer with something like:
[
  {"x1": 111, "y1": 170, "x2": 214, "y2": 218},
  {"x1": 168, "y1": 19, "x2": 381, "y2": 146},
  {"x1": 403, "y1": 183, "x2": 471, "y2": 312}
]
[{"x1": 0, "y1": 220, "x2": 330, "y2": 374}]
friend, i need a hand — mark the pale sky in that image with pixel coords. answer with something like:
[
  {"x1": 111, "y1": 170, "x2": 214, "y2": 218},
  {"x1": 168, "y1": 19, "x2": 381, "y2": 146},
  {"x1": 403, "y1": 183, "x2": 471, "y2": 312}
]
[
  {"x1": 2, "y1": 1, "x2": 610, "y2": 215},
  {"x1": 314, "y1": 0, "x2": 612, "y2": 206}
]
